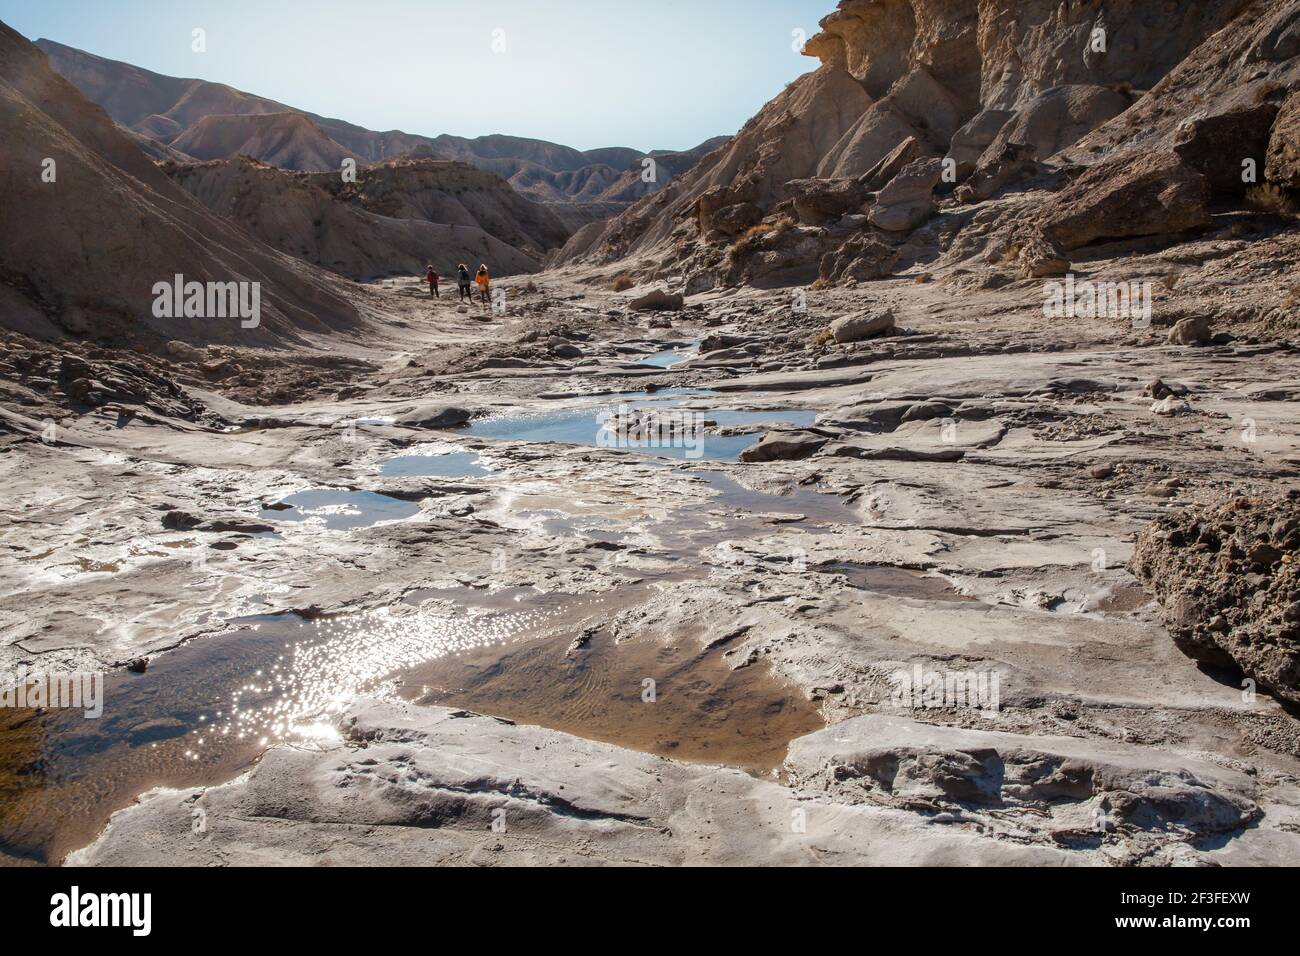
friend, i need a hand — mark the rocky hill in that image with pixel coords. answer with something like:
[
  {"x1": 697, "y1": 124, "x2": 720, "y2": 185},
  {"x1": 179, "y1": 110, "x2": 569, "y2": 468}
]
[
  {"x1": 169, "y1": 111, "x2": 364, "y2": 172},
  {"x1": 0, "y1": 23, "x2": 365, "y2": 348},
  {"x1": 557, "y1": 0, "x2": 1300, "y2": 324},
  {"x1": 33, "y1": 38, "x2": 723, "y2": 222},
  {"x1": 165, "y1": 156, "x2": 551, "y2": 281}
]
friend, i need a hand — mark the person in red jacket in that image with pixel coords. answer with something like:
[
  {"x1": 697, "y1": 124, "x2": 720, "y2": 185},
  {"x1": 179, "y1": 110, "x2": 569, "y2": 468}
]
[{"x1": 424, "y1": 265, "x2": 440, "y2": 298}]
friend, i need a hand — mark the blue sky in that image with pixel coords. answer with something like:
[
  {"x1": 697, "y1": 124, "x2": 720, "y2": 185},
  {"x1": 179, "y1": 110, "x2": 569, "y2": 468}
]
[{"x1": 1, "y1": 0, "x2": 832, "y2": 152}]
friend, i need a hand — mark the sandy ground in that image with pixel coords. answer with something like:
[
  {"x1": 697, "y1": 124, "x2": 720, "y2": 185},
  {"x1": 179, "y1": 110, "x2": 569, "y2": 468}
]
[{"x1": 3, "y1": 268, "x2": 1300, "y2": 866}]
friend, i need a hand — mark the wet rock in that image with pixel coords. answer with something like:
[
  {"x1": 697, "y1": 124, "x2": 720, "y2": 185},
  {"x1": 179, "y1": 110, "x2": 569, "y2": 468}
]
[
  {"x1": 394, "y1": 405, "x2": 474, "y2": 429},
  {"x1": 630, "y1": 289, "x2": 684, "y2": 312},
  {"x1": 548, "y1": 340, "x2": 583, "y2": 359},
  {"x1": 830, "y1": 308, "x2": 895, "y2": 344},
  {"x1": 161, "y1": 510, "x2": 202, "y2": 531},
  {"x1": 125, "y1": 658, "x2": 149, "y2": 674},
  {"x1": 739, "y1": 430, "x2": 828, "y2": 463}
]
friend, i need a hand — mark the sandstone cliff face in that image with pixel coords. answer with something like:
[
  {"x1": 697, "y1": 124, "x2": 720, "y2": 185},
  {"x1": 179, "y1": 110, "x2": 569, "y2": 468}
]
[{"x1": 557, "y1": 0, "x2": 1296, "y2": 292}]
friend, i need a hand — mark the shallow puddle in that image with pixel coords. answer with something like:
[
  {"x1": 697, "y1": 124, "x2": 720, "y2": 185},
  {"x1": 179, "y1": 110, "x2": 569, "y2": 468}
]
[
  {"x1": 640, "y1": 341, "x2": 699, "y2": 368},
  {"x1": 0, "y1": 582, "x2": 820, "y2": 863},
  {"x1": 381, "y1": 451, "x2": 490, "y2": 478},
  {"x1": 466, "y1": 400, "x2": 816, "y2": 461},
  {"x1": 400, "y1": 587, "x2": 824, "y2": 773},
  {"x1": 258, "y1": 489, "x2": 420, "y2": 530}
]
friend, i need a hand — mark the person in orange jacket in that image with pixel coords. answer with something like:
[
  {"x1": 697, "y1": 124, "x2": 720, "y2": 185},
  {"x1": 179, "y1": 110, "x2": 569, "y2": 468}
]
[{"x1": 475, "y1": 264, "x2": 491, "y2": 305}]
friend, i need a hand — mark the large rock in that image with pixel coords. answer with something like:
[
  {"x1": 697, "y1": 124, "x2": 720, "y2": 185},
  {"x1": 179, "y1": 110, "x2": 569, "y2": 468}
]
[
  {"x1": 394, "y1": 405, "x2": 474, "y2": 429},
  {"x1": 981, "y1": 85, "x2": 1131, "y2": 166},
  {"x1": 629, "y1": 289, "x2": 684, "y2": 312},
  {"x1": 709, "y1": 202, "x2": 763, "y2": 237},
  {"x1": 829, "y1": 308, "x2": 895, "y2": 343},
  {"x1": 945, "y1": 110, "x2": 1013, "y2": 181},
  {"x1": 1130, "y1": 493, "x2": 1300, "y2": 705},
  {"x1": 1042, "y1": 152, "x2": 1212, "y2": 250},
  {"x1": 785, "y1": 177, "x2": 868, "y2": 225},
  {"x1": 819, "y1": 234, "x2": 900, "y2": 284},
  {"x1": 955, "y1": 141, "x2": 1039, "y2": 204},
  {"x1": 1016, "y1": 232, "x2": 1070, "y2": 279},
  {"x1": 1174, "y1": 97, "x2": 1278, "y2": 194},
  {"x1": 739, "y1": 430, "x2": 828, "y2": 463},
  {"x1": 868, "y1": 157, "x2": 941, "y2": 232},
  {"x1": 860, "y1": 135, "x2": 926, "y2": 191},
  {"x1": 1168, "y1": 317, "x2": 1213, "y2": 345}
]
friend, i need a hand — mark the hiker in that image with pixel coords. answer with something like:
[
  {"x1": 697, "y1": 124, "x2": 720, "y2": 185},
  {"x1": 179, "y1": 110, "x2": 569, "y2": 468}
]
[
  {"x1": 424, "y1": 265, "x2": 439, "y2": 298},
  {"x1": 456, "y1": 263, "x2": 473, "y2": 302},
  {"x1": 476, "y1": 264, "x2": 491, "y2": 305}
]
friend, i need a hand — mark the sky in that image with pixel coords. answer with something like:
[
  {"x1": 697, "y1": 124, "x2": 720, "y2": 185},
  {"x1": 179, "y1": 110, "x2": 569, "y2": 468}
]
[{"x1": 0, "y1": 0, "x2": 832, "y2": 152}]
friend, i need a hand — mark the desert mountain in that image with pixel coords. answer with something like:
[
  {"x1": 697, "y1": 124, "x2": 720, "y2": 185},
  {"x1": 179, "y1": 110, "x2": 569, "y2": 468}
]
[
  {"x1": 166, "y1": 156, "x2": 567, "y2": 280},
  {"x1": 0, "y1": 22, "x2": 365, "y2": 347},
  {"x1": 33, "y1": 38, "x2": 724, "y2": 223},
  {"x1": 557, "y1": 0, "x2": 1300, "y2": 313},
  {"x1": 169, "y1": 111, "x2": 363, "y2": 172}
]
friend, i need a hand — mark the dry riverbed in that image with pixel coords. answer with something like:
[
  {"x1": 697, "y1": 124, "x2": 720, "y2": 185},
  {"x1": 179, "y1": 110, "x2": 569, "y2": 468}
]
[{"x1": 3, "y1": 273, "x2": 1300, "y2": 866}]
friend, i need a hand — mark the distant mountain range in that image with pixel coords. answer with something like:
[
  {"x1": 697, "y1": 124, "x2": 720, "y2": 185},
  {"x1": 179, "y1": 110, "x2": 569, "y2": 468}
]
[{"x1": 34, "y1": 38, "x2": 729, "y2": 225}]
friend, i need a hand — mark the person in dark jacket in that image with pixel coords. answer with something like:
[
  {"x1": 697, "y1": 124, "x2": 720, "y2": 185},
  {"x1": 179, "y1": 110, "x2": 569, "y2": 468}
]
[{"x1": 457, "y1": 263, "x2": 473, "y2": 302}]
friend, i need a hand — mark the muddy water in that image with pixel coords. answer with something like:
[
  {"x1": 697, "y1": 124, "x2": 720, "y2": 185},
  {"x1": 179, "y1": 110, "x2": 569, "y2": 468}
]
[
  {"x1": 0, "y1": 579, "x2": 822, "y2": 864},
  {"x1": 398, "y1": 585, "x2": 823, "y2": 773}
]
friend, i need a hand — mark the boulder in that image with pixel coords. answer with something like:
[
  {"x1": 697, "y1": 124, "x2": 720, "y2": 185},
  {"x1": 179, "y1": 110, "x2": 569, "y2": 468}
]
[
  {"x1": 956, "y1": 142, "x2": 1040, "y2": 204},
  {"x1": 1017, "y1": 232, "x2": 1070, "y2": 278},
  {"x1": 861, "y1": 136, "x2": 926, "y2": 191},
  {"x1": 944, "y1": 111, "x2": 1013, "y2": 181},
  {"x1": 394, "y1": 405, "x2": 474, "y2": 429},
  {"x1": 819, "y1": 235, "x2": 900, "y2": 284},
  {"x1": 1042, "y1": 152, "x2": 1212, "y2": 250},
  {"x1": 630, "y1": 289, "x2": 684, "y2": 312},
  {"x1": 869, "y1": 157, "x2": 942, "y2": 232},
  {"x1": 1168, "y1": 317, "x2": 1213, "y2": 345},
  {"x1": 710, "y1": 202, "x2": 763, "y2": 236},
  {"x1": 739, "y1": 430, "x2": 828, "y2": 463},
  {"x1": 785, "y1": 177, "x2": 868, "y2": 225},
  {"x1": 1174, "y1": 98, "x2": 1278, "y2": 194},
  {"x1": 829, "y1": 308, "x2": 895, "y2": 343}
]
